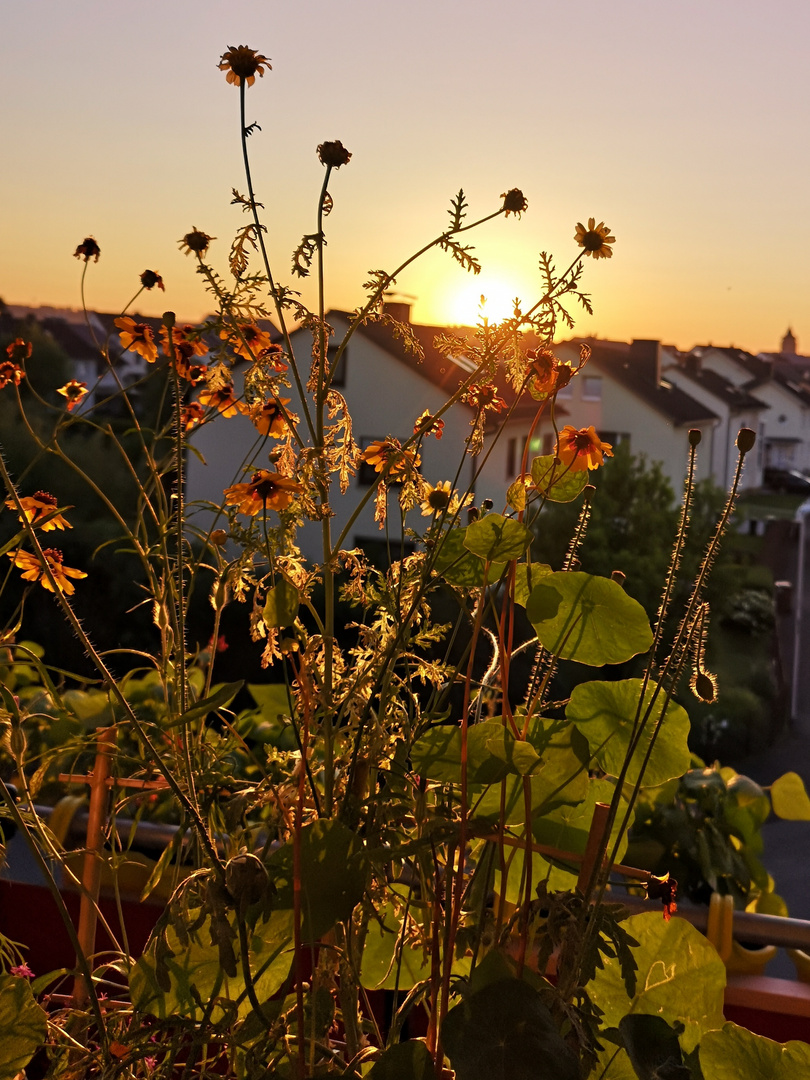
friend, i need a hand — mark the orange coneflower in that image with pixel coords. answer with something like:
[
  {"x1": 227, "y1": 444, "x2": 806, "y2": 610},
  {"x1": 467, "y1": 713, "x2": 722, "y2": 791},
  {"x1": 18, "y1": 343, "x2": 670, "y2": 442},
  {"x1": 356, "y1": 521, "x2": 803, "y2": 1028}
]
[
  {"x1": 249, "y1": 397, "x2": 295, "y2": 437},
  {"x1": 57, "y1": 381, "x2": 88, "y2": 412},
  {"x1": 6, "y1": 491, "x2": 72, "y2": 531},
  {"x1": 555, "y1": 425, "x2": 613, "y2": 472},
  {"x1": 10, "y1": 548, "x2": 87, "y2": 595},
  {"x1": 0, "y1": 360, "x2": 25, "y2": 389},
  {"x1": 220, "y1": 323, "x2": 274, "y2": 363},
  {"x1": 198, "y1": 381, "x2": 244, "y2": 418},
  {"x1": 223, "y1": 469, "x2": 302, "y2": 516},
  {"x1": 361, "y1": 439, "x2": 421, "y2": 480},
  {"x1": 115, "y1": 317, "x2": 158, "y2": 364},
  {"x1": 218, "y1": 46, "x2": 272, "y2": 88}
]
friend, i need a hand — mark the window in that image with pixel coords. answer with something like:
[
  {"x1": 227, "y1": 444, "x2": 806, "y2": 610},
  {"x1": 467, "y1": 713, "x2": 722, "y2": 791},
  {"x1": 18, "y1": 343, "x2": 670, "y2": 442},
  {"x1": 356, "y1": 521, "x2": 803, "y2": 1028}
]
[
  {"x1": 328, "y1": 344, "x2": 346, "y2": 387},
  {"x1": 506, "y1": 436, "x2": 528, "y2": 477},
  {"x1": 582, "y1": 376, "x2": 602, "y2": 401}
]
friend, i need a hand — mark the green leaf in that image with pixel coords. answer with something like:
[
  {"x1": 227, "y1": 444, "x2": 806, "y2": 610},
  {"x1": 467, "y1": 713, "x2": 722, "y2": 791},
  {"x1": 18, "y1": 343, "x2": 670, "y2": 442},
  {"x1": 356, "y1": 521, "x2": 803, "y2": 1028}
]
[
  {"x1": 167, "y1": 681, "x2": 244, "y2": 727},
  {"x1": 410, "y1": 725, "x2": 462, "y2": 783},
  {"x1": 618, "y1": 1015, "x2": 691, "y2": 1080},
  {"x1": 0, "y1": 973, "x2": 47, "y2": 1080},
  {"x1": 262, "y1": 578, "x2": 299, "y2": 627},
  {"x1": 434, "y1": 526, "x2": 506, "y2": 586},
  {"x1": 526, "y1": 572, "x2": 653, "y2": 666},
  {"x1": 267, "y1": 819, "x2": 367, "y2": 940},
  {"x1": 506, "y1": 477, "x2": 527, "y2": 511},
  {"x1": 530, "y1": 778, "x2": 630, "y2": 892},
  {"x1": 367, "y1": 1042, "x2": 435, "y2": 1080},
  {"x1": 700, "y1": 1022, "x2": 810, "y2": 1079},
  {"x1": 589, "y1": 912, "x2": 726, "y2": 1054},
  {"x1": 531, "y1": 455, "x2": 589, "y2": 503},
  {"x1": 770, "y1": 772, "x2": 810, "y2": 820},
  {"x1": 130, "y1": 908, "x2": 294, "y2": 1021},
  {"x1": 410, "y1": 721, "x2": 542, "y2": 786},
  {"x1": 248, "y1": 682, "x2": 292, "y2": 719},
  {"x1": 513, "y1": 562, "x2": 552, "y2": 608},
  {"x1": 442, "y1": 977, "x2": 582, "y2": 1080},
  {"x1": 566, "y1": 679, "x2": 691, "y2": 787},
  {"x1": 464, "y1": 513, "x2": 533, "y2": 563}
]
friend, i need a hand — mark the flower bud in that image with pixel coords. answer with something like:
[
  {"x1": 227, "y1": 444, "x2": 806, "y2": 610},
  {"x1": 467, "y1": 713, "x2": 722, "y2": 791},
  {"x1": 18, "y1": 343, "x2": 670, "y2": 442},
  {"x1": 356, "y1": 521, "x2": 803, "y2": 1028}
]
[
  {"x1": 736, "y1": 427, "x2": 756, "y2": 454},
  {"x1": 688, "y1": 428, "x2": 702, "y2": 446},
  {"x1": 610, "y1": 570, "x2": 626, "y2": 587}
]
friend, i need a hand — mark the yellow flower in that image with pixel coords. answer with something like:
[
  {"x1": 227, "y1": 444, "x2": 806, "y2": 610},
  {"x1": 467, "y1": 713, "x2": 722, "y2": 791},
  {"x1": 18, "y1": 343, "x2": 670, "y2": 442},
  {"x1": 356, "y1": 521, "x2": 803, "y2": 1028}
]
[
  {"x1": 420, "y1": 481, "x2": 452, "y2": 516},
  {"x1": 574, "y1": 218, "x2": 615, "y2": 259},
  {"x1": 198, "y1": 382, "x2": 244, "y2": 417},
  {"x1": 218, "y1": 46, "x2": 272, "y2": 88},
  {"x1": 224, "y1": 470, "x2": 302, "y2": 515},
  {"x1": 361, "y1": 439, "x2": 421, "y2": 480},
  {"x1": 0, "y1": 360, "x2": 25, "y2": 389},
  {"x1": 57, "y1": 381, "x2": 88, "y2": 411},
  {"x1": 414, "y1": 410, "x2": 444, "y2": 440},
  {"x1": 555, "y1": 425, "x2": 613, "y2": 472},
  {"x1": 115, "y1": 317, "x2": 158, "y2": 364},
  {"x1": 250, "y1": 397, "x2": 294, "y2": 437},
  {"x1": 6, "y1": 491, "x2": 72, "y2": 531},
  {"x1": 220, "y1": 323, "x2": 274, "y2": 363},
  {"x1": 10, "y1": 548, "x2": 87, "y2": 595}
]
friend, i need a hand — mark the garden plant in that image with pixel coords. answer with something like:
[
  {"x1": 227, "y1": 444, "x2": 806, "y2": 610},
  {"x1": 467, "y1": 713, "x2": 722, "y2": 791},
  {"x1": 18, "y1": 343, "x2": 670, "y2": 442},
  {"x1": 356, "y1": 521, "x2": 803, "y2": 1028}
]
[{"x1": 2, "y1": 43, "x2": 810, "y2": 1080}]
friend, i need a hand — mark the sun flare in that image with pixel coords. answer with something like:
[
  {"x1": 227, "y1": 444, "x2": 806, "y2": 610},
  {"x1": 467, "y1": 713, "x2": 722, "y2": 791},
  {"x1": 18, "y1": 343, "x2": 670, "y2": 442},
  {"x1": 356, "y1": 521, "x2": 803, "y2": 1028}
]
[{"x1": 445, "y1": 278, "x2": 524, "y2": 327}]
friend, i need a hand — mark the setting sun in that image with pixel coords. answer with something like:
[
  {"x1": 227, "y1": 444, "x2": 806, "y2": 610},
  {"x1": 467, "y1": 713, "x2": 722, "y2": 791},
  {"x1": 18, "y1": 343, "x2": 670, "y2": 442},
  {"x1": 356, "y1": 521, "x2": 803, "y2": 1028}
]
[{"x1": 445, "y1": 276, "x2": 525, "y2": 327}]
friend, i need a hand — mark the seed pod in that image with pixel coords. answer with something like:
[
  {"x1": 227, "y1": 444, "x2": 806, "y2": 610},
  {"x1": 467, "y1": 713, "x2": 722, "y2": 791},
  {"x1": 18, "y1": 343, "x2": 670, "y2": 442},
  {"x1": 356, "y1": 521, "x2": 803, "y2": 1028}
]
[{"x1": 225, "y1": 851, "x2": 269, "y2": 909}]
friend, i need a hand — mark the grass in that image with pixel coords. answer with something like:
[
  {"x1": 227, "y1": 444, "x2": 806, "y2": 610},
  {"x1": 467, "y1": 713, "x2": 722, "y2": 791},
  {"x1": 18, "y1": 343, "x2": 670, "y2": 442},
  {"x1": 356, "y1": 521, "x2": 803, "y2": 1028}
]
[{"x1": 736, "y1": 491, "x2": 806, "y2": 522}]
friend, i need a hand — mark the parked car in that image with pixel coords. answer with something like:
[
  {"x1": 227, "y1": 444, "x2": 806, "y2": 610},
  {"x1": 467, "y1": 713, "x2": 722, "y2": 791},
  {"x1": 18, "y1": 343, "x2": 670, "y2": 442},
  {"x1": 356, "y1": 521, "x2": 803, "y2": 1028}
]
[{"x1": 763, "y1": 468, "x2": 810, "y2": 494}]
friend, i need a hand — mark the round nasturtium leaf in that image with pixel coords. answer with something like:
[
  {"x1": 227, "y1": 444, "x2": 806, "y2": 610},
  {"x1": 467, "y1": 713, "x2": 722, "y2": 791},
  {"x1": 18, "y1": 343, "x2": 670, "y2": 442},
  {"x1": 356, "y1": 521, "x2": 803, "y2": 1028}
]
[
  {"x1": 531, "y1": 455, "x2": 589, "y2": 503},
  {"x1": 526, "y1": 572, "x2": 653, "y2": 666},
  {"x1": 434, "y1": 526, "x2": 506, "y2": 586},
  {"x1": 566, "y1": 678, "x2": 691, "y2": 787},
  {"x1": 0, "y1": 973, "x2": 47, "y2": 1080},
  {"x1": 700, "y1": 1022, "x2": 810, "y2": 1079},
  {"x1": 513, "y1": 562, "x2": 552, "y2": 608},
  {"x1": 464, "y1": 513, "x2": 533, "y2": 563},
  {"x1": 770, "y1": 772, "x2": 810, "y2": 821},
  {"x1": 588, "y1": 911, "x2": 726, "y2": 1054},
  {"x1": 262, "y1": 578, "x2": 299, "y2": 627}
]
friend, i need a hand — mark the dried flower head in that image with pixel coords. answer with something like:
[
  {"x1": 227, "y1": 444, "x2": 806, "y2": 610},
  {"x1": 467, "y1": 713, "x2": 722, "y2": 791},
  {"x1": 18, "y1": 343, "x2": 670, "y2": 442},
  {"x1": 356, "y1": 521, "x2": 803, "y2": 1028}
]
[
  {"x1": 218, "y1": 46, "x2": 272, "y2": 88},
  {"x1": 114, "y1": 317, "x2": 158, "y2": 364},
  {"x1": 645, "y1": 872, "x2": 678, "y2": 921},
  {"x1": 179, "y1": 228, "x2": 214, "y2": 257},
  {"x1": 57, "y1": 381, "x2": 88, "y2": 411},
  {"x1": 74, "y1": 237, "x2": 100, "y2": 262},
  {"x1": 0, "y1": 360, "x2": 25, "y2": 389},
  {"x1": 555, "y1": 425, "x2": 613, "y2": 472},
  {"x1": 317, "y1": 141, "x2": 352, "y2": 168},
  {"x1": 574, "y1": 218, "x2": 615, "y2": 259},
  {"x1": 7, "y1": 491, "x2": 72, "y2": 532},
  {"x1": 224, "y1": 469, "x2": 303, "y2": 515},
  {"x1": 140, "y1": 269, "x2": 165, "y2": 292},
  {"x1": 501, "y1": 189, "x2": 528, "y2": 217},
  {"x1": 9, "y1": 548, "x2": 87, "y2": 595}
]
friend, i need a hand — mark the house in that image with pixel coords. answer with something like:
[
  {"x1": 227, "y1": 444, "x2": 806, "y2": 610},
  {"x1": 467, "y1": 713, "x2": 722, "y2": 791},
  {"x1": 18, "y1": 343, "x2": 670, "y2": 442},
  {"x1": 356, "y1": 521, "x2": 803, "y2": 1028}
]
[
  {"x1": 477, "y1": 337, "x2": 719, "y2": 497},
  {"x1": 667, "y1": 344, "x2": 810, "y2": 480},
  {"x1": 186, "y1": 305, "x2": 481, "y2": 564}
]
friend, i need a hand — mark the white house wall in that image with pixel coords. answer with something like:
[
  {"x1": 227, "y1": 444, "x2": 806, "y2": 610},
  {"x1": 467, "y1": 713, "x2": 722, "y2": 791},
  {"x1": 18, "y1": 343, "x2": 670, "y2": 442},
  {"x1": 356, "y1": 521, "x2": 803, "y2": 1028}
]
[{"x1": 185, "y1": 315, "x2": 476, "y2": 564}]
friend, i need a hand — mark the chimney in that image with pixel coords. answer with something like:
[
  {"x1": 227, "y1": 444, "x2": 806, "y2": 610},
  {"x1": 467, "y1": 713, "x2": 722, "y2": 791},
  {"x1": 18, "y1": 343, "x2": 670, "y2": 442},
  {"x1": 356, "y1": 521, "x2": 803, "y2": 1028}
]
[
  {"x1": 382, "y1": 300, "x2": 412, "y2": 323},
  {"x1": 629, "y1": 339, "x2": 661, "y2": 385}
]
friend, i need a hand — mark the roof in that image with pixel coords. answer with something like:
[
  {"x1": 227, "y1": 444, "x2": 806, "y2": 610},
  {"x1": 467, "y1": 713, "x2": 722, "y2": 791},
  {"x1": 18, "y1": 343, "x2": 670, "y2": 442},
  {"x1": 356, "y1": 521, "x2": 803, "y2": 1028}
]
[
  {"x1": 568, "y1": 339, "x2": 719, "y2": 426},
  {"x1": 670, "y1": 363, "x2": 768, "y2": 412},
  {"x1": 693, "y1": 345, "x2": 772, "y2": 382}
]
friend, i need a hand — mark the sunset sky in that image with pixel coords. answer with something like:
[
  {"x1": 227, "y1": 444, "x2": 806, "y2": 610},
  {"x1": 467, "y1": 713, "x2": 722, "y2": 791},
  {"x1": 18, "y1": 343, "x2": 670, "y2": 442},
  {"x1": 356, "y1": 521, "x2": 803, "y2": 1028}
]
[{"x1": 3, "y1": 0, "x2": 808, "y2": 353}]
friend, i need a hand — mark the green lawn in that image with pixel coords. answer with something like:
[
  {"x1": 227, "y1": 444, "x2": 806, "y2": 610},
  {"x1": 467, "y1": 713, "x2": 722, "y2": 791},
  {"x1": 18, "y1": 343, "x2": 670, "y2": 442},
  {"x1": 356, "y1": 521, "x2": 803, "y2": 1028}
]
[{"x1": 736, "y1": 491, "x2": 807, "y2": 521}]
